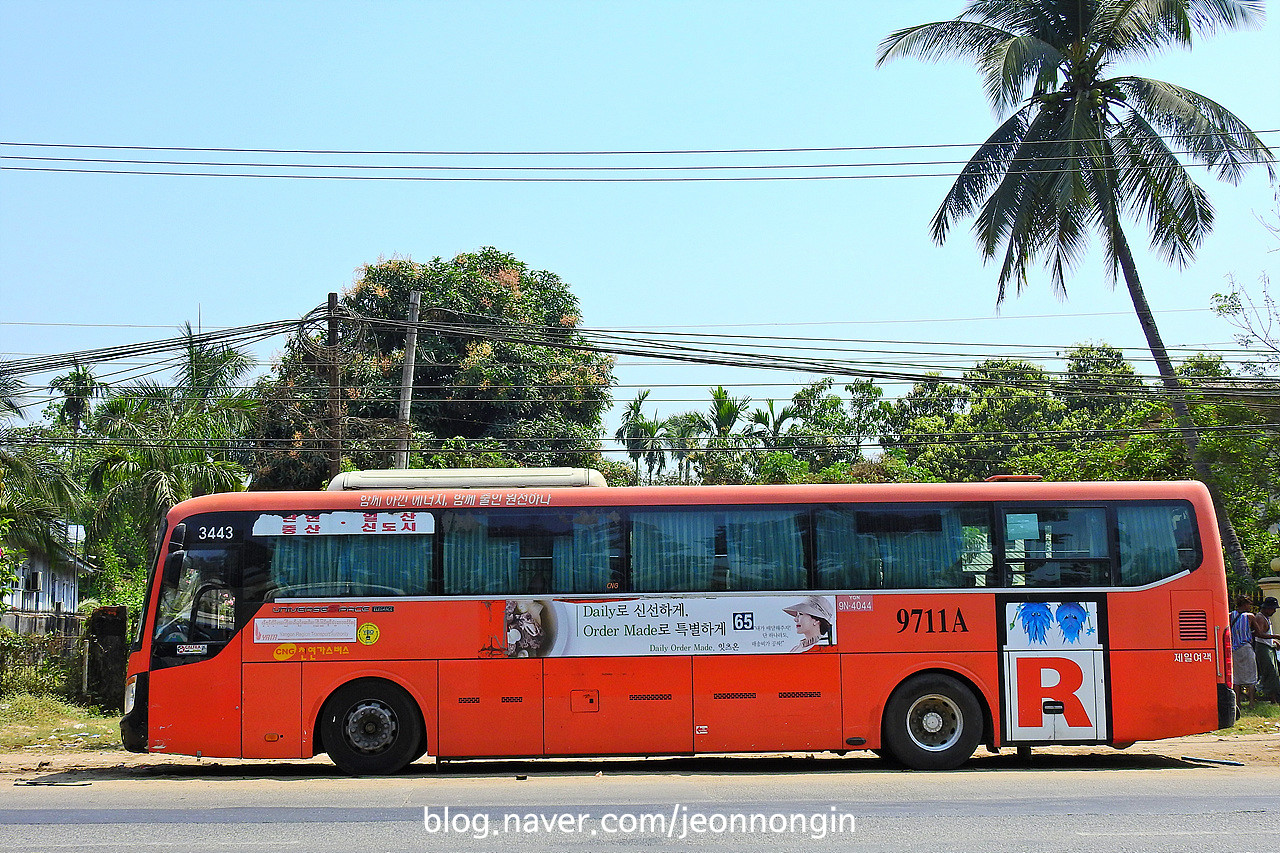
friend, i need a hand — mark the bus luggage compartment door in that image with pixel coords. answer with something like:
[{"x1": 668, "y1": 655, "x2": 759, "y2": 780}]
[
  {"x1": 1003, "y1": 650, "x2": 1107, "y2": 742},
  {"x1": 437, "y1": 659, "x2": 543, "y2": 757},
  {"x1": 544, "y1": 657, "x2": 692, "y2": 756},
  {"x1": 693, "y1": 654, "x2": 842, "y2": 753}
]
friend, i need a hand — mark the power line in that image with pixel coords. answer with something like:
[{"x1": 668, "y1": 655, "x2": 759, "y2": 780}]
[
  {"x1": 4, "y1": 144, "x2": 1272, "y2": 174},
  {"x1": 5, "y1": 131, "x2": 1276, "y2": 157},
  {"x1": 1, "y1": 163, "x2": 1261, "y2": 183},
  {"x1": 4, "y1": 131, "x2": 1272, "y2": 182},
  {"x1": 0, "y1": 305, "x2": 1221, "y2": 331},
  {"x1": 9, "y1": 308, "x2": 1273, "y2": 414},
  {"x1": 0, "y1": 319, "x2": 296, "y2": 378}
]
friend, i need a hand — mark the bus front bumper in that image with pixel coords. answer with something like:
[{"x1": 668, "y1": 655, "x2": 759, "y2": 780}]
[{"x1": 120, "y1": 672, "x2": 148, "y2": 753}]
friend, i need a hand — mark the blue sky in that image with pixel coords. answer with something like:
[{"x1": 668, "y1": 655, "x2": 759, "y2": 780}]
[{"x1": 2, "y1": 1, "x2": 1277, "y2": 441}]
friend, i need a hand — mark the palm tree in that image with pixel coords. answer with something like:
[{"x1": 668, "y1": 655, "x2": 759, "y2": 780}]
[
  {"x1": 636, "y1": 417, "x2": 669, "y2": 483},
  {"x1": 89, "y1": 395, "x2": 248, "y2": 539},
  {"x1": 175, "y1": 322, "x2": 255, "y2": 415},
  {"x1": 89, "y1": 327, "x2": 256, "y2": 541},
  {"x1": 877, "y1": 0, "x2": 1274, "y2": 579},
  {"x1": 748, "y1": 399, "x2": 798, "y2": 448},
  {"x1": 0, "y1": 375, "x2": 82, "y2": 568},
  {"x1": 614, "y1": 390, "x2": 653, "y2": 478},
  {"x1": 48, "y1": 361, "x2": 107, "y2": 437},
  {"x1": 696, "y1": 387, "x2": 754, "y2": 485},
  {"x1": 704, "y1": 386, "x2": 752, "y2": 439},
  {"x1": 663, "y1": 411, "x2": 706, "y2": 483}
]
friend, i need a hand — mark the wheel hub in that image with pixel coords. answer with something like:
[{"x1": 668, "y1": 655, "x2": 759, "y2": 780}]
[
  {"x1": 344, "y1": 700, "x2": 397, "y2": 754},
  {"x1": 906, "y1": 693, "x2": 962, "y2": 752}
]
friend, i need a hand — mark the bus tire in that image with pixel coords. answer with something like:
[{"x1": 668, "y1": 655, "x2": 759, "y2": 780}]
[
  {"x1": 320, "y1": 679, "x2": 422, "y2": 776},
  {"x1": 882, "y1": 673, "x2": 982, "y2": 771}
]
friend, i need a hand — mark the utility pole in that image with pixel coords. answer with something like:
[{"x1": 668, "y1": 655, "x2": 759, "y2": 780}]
[
  {"x1": 327, "y1": 292, "x2": 343, "y2": 480},
  {"x1": 395, "y1": 291, "x2": 421, "y2": 469}
]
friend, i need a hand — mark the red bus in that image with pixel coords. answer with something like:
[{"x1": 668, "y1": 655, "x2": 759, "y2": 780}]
[{"x1": 121, "y1": 470, "x2": 1235, "y2": 773}]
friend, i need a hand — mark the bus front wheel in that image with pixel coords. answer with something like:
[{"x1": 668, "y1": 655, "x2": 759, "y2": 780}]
[
  {"x1": 882, "y1": 673, "x2": 982, "y2": 771},
  {"x1": 320, "y1": 679, "x2": 422, "y2": 776}
]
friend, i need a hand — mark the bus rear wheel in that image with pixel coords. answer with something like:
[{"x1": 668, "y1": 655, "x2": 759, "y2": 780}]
[
  {"x1": 882, "y1": 673, "x2": 982, "y2": 771},
  {"x1": 320, "y1": 679, "x2": 422, "y2": 776}
]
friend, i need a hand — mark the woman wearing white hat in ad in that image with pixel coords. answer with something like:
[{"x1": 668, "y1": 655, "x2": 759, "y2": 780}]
[{"x1": 784, "y1": 595, "x2": 836, "y2": 653}]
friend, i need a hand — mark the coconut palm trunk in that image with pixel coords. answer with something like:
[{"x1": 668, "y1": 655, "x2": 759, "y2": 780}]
[{"x1": 1114, "y1": 230, "x2": 1251, "y2": 577}]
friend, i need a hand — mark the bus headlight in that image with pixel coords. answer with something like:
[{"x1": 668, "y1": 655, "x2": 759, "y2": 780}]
[{"x1": 123, "y1": 676, "x2": 137, "y2": 715}]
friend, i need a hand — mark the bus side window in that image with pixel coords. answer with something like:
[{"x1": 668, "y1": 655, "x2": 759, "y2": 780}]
[
  {"x1": 1117, "y1": 503, "x2": 1200, "y2": 584},
  {"x1": 814, "y1": 509, "x2": 882, "y2": 589},
  {"x1": 442, "y1": 510, "x2": 620, "y2": 595},
  {"x1": 1003, "y1": 507, "x2": 1110, "y2": 587}
]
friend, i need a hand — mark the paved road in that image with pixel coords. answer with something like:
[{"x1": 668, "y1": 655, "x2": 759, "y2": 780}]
[{"x1": 3, "y1": 752, "x2": 1276, "y2": 852}]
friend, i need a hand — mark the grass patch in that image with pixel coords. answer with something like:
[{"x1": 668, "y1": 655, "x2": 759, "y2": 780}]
[
  {"x1": 1221, "y1": 701, "x2": 1280, "y2": 735},
  {"x1": 0, "y1": 693, "x2": 123, "y2": 751}
]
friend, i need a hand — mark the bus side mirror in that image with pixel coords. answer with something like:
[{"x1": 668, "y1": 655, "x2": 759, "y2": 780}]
[
  {"x1": 163, "y1": 550, "x2": 186, "y2": 587},
  {"x1": 168, "y1": 523, "x2": 187, "y2": 552}
]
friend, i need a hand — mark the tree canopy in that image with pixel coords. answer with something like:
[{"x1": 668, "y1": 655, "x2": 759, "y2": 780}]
[{"x1": 249, "y1": 248, "x2": 616, "y2": 489}]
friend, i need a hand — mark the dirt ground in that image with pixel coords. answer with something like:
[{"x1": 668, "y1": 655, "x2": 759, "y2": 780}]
[{"x1": 2, "y1": 731, "x2": 1277, "y2": 778}]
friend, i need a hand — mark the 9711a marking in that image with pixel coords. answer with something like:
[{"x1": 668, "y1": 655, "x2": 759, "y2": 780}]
[{"x1": 896, "y1": 608, "x2": 968, "y2": 633}]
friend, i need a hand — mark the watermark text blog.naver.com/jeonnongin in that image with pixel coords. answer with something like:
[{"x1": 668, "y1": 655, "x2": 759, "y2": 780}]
[{"x1": 422, "y1": 804, "x2": 857, "y2": 840}]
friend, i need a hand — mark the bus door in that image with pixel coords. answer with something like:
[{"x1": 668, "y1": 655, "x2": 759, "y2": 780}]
[
  {"x1": 999, "y1": 596, "x2": 1109, "y2": 744},
  {"x1": 146, "y1": 535, "x2": 244, "y2": 757}
]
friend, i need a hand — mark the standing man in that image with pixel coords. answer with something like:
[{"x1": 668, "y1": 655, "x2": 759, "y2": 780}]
[
  {"x1": 1252, "y1": 597, "x2": 1280, "y2": 705},
  {"x1": 1231, "y1": 596, "x2": 1257, "y2": 709}
]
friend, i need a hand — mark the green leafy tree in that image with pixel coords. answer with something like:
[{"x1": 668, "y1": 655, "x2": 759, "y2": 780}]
[
  {"x1": 878, "y1": 0, "x2": 1275, "y2": 578},
  {"x1": 252, "y1": 249, "x2": 615, "y2": 488},
  {"x1": 778, "y1": 378, "x2": 884, "y2": 470},
  {"x1": 79, "y1": 542, "x2": 147, "y2": 633},
  {"x1": 1036, "y1": 355, "x2": 1280, "y2": 584},
  {"x1": 1055, "y1": 343, "x2": 1146, "y2": 418},
  {"x1": 884, "y1": 359, "x2": 1069, "y2": 481}
]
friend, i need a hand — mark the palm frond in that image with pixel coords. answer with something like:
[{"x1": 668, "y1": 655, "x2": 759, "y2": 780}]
[
  {"x1": 1183, "y1": 0, "x2": 1266, "y2": 33},
  {"x1": 0, "y1": 374, "x2": 26, "y2": 418},
  {"x1": 932, "y1": 107, "x2": 1036, "y2": 244},
  {"x1": 1080, "y1": 133, "x2": 1131, "y2": 280},
  {"x1": 963, "y1": 0, "x2": 1085, "y2": 42},
  {"x1": 981, "y1": 34, "x2": 1065, "y2": 112},
  {"x1": 1100, "y1": 0, "x2": 1264, "y2": 57},
  {"x1": 1110, "y1": 112, "x2": 1215, "y2": 266},
  {"x1": 876, "y1": 20, "x2": 1017, "y2": 68},
  {"x1": 1039, "y1": 99, "x2": 1106, "y2": 293},
  {"x1": 971, "y1": 107, "x2": 1063, "y2": 265},
  {"x1": 1111, "y1": 76, "x2": 1276, "y2": 183}
]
